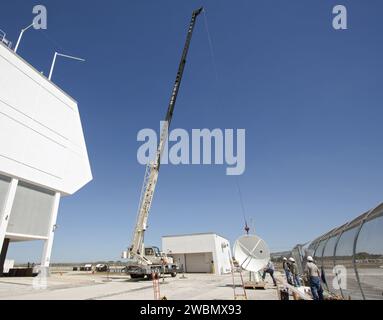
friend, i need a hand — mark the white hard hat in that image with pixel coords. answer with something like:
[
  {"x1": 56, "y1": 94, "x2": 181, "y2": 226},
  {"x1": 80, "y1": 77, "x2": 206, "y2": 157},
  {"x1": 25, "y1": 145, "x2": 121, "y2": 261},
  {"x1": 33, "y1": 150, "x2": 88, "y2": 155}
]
[
  {"x1": 283, "y1": 257, "x2": 287, "y2": 261},
  {"x1": 289, "y1": 257, "x2": 295, "y2": 262},
  {"x1": 307, "y1": 256, "x2": 314, "y2": 262}
]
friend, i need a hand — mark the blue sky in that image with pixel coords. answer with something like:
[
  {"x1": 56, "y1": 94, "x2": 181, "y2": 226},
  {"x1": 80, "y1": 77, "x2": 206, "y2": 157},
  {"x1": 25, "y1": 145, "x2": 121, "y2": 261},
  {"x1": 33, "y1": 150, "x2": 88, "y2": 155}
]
[{"x1": 1, "y1": 0, "x2": 383, "y2": 263}]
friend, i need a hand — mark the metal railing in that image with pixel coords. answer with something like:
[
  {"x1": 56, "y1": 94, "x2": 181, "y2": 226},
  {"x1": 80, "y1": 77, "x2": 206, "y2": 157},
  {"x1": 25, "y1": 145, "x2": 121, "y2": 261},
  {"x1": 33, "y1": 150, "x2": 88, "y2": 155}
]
[
  {"x1": 285, "y1": 202, "x2": 383, "y2": 300},
  {"x1": 0, "y1": 29, "x2": 12, "y2": 48}
]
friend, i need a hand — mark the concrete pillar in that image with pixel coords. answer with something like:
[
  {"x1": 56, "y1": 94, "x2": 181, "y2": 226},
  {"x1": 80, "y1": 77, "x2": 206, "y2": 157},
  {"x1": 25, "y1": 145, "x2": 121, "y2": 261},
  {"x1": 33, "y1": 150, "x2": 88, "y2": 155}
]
[
  {"x1": 40, "y1": 192, "x2": 61, "y2": 269},
  {"x1": 0, "y1": 238, "x2": 10, "y2": 276},
  {"x1": 0, "y1": 178, "x2": 18, "y2": 273}
]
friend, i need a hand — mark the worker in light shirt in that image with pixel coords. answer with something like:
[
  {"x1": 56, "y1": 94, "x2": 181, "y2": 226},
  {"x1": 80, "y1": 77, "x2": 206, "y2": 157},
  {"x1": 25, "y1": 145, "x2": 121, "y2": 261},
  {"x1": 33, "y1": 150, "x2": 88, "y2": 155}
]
[{"x1": 304, "y1": 256, "x2": 324, "y2": 300}]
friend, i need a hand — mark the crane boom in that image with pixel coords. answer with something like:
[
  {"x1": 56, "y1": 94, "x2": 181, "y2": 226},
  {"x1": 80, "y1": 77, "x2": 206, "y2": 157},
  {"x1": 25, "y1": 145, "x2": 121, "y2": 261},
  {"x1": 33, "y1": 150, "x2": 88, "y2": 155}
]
[{"x1": 128, "y1": 8, "x2": 203, "y2": 264}]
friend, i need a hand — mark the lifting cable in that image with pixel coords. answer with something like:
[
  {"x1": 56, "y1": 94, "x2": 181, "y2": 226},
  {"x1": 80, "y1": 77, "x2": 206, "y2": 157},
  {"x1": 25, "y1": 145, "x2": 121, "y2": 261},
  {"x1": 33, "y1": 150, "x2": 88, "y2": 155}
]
[
  {"x1": 235, "y1": 178, "x2": 251, "y2": 234},
  {"x1": 202, "y1": 9, "x2": 219, "y2": 81},
  {"x1": 202, "y1": 9, "x2": 253, "y2": 235}
]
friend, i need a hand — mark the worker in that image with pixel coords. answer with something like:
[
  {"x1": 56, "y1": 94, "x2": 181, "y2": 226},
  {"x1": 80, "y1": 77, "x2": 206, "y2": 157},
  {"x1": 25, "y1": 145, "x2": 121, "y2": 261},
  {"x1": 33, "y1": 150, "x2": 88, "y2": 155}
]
[
  {"x1": 288, "y1": 257, "x2": 301, "y2": 287},
  {"x1": 304, "y1": 256, "x2": 324, "y2": 300},
  {"x1": 282, "y1": 257, "x2": 293, "y2": 285},
  {"x1": 262, "y1": 260, "x2": 277, "y2": 286}
]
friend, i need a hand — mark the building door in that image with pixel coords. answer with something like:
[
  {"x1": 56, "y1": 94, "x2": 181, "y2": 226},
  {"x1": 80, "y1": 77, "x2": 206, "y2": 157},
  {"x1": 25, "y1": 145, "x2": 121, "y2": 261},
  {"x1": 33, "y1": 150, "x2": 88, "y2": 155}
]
[{"x1": 185, "y1": 253, "x2": 213, "y2": 273}]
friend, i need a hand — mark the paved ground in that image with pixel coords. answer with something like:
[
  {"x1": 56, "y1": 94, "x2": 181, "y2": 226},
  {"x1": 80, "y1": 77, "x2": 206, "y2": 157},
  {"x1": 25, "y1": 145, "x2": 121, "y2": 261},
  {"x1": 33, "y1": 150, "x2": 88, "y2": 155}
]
[{"x1": 0, "y1": 271, "x2": 279, "y2": 300}]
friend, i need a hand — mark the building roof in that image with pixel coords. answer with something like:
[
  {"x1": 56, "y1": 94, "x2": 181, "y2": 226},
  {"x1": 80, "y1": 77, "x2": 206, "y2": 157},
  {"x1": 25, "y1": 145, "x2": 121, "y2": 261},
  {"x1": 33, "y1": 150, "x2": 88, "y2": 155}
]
[{"x1": 162, "y1": 232, "x2": 229, "y2": 240}]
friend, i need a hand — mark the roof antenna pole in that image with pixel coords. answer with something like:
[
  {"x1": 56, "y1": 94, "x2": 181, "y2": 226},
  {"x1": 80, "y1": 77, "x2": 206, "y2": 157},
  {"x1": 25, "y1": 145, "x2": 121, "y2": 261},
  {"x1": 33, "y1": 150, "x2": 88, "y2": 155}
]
[
  {"x1": 14, "y1": 23, "x2": 35, "y2": 53},
  {"x1": 48, "y1": 52, "x2": 85, "y2": 81}
]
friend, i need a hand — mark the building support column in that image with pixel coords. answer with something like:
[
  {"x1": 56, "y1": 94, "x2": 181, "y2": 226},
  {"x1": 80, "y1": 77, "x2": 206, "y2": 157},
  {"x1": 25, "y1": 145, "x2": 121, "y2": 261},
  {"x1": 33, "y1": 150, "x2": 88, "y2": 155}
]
[
  {"x1": 0, "y1": 238, "x2": 10, "y2": 276},
  {"x1": 0, "y1": 178, "x2": 18, "y2": 274},
  {"x1": 40, "y1": 192, "x2": 61, "y2": 270}
]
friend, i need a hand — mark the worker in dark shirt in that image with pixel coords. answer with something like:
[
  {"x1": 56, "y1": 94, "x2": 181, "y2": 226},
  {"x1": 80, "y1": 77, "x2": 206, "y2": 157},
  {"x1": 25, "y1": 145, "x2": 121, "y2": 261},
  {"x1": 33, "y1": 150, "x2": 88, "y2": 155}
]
[
  {"x1": 289, "y1": 257, "x2": 301, "y2": 287},
  {"x1": 282, "y1": 257, "x2": 293, "y2": 285},
  {"x1": 262, "y1": 260, "x2": 277, "y2": 286}
]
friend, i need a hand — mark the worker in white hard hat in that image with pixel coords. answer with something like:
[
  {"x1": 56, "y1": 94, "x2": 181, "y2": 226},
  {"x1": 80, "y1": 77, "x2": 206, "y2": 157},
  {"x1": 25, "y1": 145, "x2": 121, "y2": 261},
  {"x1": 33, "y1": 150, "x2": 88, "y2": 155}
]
[
  {"x1": 282, "y1": 257, "x2": 293, "y2": 285},
  {"x1": 288, "y1": 257, "x2": 301, "y2": 287},
  {"x1": 262, "y1": 260, "x2": 277, "y2": 286},
  {"x1": 304, "y1": 256, "x2": 324, "y2": 300}
]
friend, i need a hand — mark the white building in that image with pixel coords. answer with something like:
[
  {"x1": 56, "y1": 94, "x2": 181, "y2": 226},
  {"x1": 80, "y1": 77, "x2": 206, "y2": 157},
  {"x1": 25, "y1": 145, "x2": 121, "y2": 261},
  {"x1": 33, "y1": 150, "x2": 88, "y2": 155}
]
[
  {"x1": 0, "y1": 40, "x2": 92, "y2": 274},
  {"x1": 162, "y1": 233, "x2": 232, "y2": 275}
]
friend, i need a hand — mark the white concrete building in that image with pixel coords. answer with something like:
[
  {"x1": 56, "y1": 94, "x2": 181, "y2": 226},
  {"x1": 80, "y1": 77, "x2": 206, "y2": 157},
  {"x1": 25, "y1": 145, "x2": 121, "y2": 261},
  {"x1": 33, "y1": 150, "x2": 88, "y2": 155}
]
[
  {"x1": 162, "y1": 233, "x2": 232, "y2": 275},
  {"x1": 0, "y1": 41, "x2": 92, "y2": 274}
]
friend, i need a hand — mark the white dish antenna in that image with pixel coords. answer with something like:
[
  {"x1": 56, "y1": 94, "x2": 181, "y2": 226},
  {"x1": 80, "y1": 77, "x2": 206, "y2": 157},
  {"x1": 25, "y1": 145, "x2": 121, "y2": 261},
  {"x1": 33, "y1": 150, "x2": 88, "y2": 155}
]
[{"x1": 233, "y1": 234, "x2": 270, "y2": 272}]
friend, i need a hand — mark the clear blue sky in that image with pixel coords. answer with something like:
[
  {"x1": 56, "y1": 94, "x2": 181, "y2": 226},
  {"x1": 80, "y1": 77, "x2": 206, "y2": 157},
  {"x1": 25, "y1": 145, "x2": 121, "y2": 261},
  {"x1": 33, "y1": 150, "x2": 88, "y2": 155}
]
[{"x1": 1, "y1": 0, "x2": 383, "y2": 263}]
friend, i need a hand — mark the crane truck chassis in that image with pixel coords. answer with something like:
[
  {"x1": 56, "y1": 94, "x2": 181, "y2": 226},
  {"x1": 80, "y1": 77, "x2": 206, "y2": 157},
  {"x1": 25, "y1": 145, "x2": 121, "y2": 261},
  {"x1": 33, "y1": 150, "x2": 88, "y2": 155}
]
[
  {"x1": 122, "y1": 8, "x2": 203, "y2": 280},
  {"x1": 124, "y1": 246, "x2": 178, "y2": 279}
]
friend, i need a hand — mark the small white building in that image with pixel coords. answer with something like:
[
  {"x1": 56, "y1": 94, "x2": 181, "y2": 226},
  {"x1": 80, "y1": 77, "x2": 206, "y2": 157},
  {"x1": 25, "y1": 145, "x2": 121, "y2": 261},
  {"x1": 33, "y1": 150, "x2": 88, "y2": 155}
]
[{"x1": 162, "y1": 233, "x2": 232, "y2": 275}]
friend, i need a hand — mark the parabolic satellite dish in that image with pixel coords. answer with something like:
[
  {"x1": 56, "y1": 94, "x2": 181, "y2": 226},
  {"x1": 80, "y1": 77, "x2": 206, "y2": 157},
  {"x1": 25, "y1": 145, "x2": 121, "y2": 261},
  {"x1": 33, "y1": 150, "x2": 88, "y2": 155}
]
[{"x1": 233, "y1": 235, "x2": 270, "y2": 272}]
